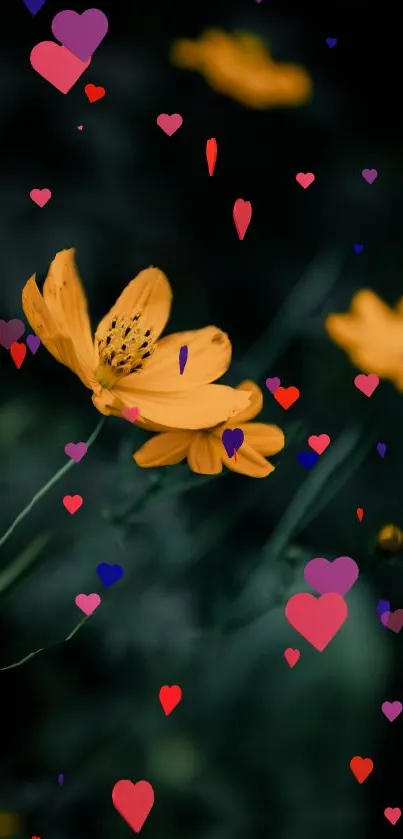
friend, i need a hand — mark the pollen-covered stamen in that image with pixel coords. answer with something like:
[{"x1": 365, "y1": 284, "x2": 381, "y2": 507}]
[{"x1": 95, "y1": 313, "x2": 155, "y2": 388}]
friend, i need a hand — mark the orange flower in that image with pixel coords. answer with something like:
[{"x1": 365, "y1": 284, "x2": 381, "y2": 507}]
[
  {"x1": 134, "y1": 380, "x2": 285, "y2": 478},
  {"x1": 325, "y1": 290, "x2": 403, "y2": 390},
  {"x1": 22, "y1": 249, "x2": 250, "y2": 428},
  {"x1": 170, "y1": 29, "x2": 312, "y2": 109}
]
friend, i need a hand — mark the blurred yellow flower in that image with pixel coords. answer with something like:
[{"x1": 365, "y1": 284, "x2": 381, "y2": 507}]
[
  {"x1": 170, "y1": 29, "x2": 312, "y2": 109},
  {"x1": 325, "y1": 290, "x2": 403, "y2": 390},
  {"x1": 134, "y1": 380, "x2": 285, "y2": 478},
  {"x1": 22, "y1": 249, "x2": 250, "y2": 428},
  {"x1": 0, "y1": 811, "x2": 20, "y2": 838}
]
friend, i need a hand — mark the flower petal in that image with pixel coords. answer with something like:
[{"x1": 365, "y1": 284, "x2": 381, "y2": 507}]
[
  {"x1": 134, "y1": 431, "x2": 192, "y2": 467},
  {"x1": 22, "y1": 275, "x2": 95, "y2": 388},
  {"x1": 124, "y1": 326, "x2": 232, "y2": 392},
  {"x1": 102, "y1": 382, "x2": 251, "y2": 429},
  {"x1": 95, "y1": 267, "x2": 172, "y2": 343},
  {"x1": 231, "y1": 380, "x2": 263, "y2": 422},
  {"x1": 42, "y1": 249, "x2": 95, "y2": 368},
  {"x1": 221, "y1": 443, "x2": 275, "y2": 477},
  {"x1": 187, "y1": 432, "x2": 223, "y2": 474},
  {"x1": 238, "y1": 422, "x2": 285, "y2": 455}
]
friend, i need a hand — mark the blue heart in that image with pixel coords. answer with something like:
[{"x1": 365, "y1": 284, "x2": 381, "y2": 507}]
[
  {"x1": 23, "y1": 0, "x2": 47, "y2": 13},
  {"x1": 325, "y1": 38, "x2": 337, "y2": 48},
  {"x1": 353, "y1": 243, "x2": 364, "y2": 253},
  {"x1": 97, "y1": 562, "x2": 124, "y2": 587},
  {"x1": 376, "y1": 599, "x2": 390, "y2": 616},
  {"x1": 297, "y1": 452, "x2": 319, "y2": 469}
]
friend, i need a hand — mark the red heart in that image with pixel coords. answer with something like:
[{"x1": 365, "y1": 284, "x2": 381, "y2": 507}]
[
  {"x1": 112, "y1": 780, "x2": 154, "y2": 832},
  {"x1": 273, "y1": 385, "x2": 300, "y2": 410},
  {"x1": 63, "y1": 495, "x2": 83, "y2": 515},
  {"x1": 85, "y1": 83, "x2": 105, "y2": 102},
  {"x1": 349, "y1": 756, "x2": 373, "y2": 783},
  {"x1": 284, "y1": 648, "x2": 300, "y2": 668},
  {"x1": 10, "y1": 341, "x2": 27, "y2": 369},
  {"x1": 159, "y1": 684, "x2": 182, "y2": 715}
]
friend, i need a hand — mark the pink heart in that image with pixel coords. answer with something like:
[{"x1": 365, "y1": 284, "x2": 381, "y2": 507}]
[
  {"x1": 157, "y1": 113, "x2": 183, "y2": 136},
  {"x1": 308, "y1": 434, "x2": 331, "y2": 455},
  {"x1": 295, "y1": 172, "x2": 315, "y2": 189},
  {"x1": 384, "y1": 808, "x2": 401, "y2": 826},
  {"x1": 75, "y1": 593, "x2": 101, "y2": 616},
  {"x1": 122, "y1": 407, "x2": 139, "y2": 423},
  {"x1": 30, "y1": 41, "x2": 90, "y2": 94},
  {"x1": 354, "y1": 373, "x2": 379, "y2": 397},
  {"x1": 30, "y1": 188, "x2": 52, "y2": 207},
  {"x1": 284, "y1": 648, "x2": 300, "y2": 667}
]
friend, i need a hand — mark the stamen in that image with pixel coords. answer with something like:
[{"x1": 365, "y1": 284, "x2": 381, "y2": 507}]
[{"x1": 95, "y1": 313, "x2": 155, "y2": 388}]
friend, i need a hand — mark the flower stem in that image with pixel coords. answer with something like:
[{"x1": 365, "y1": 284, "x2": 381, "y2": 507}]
[{"x1": 0, "y1": 417, "x2": 105, "y2": 551}]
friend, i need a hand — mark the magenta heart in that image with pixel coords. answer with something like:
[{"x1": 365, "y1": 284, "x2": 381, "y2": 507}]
[
  {"x1": 157, "y1": 113, "x2": 183, "y2": 136},
  {"x1": 361, "y1": 168, "x2": 378, "y2": 184},
  {"x1": 51, "y1": 9, "x2": 108, "y2": 62},
  {"x1": 64, "y1": 441, "x2": 88, "y2": 463},
  {"x1": 26, "y1": 334, "x2": 40, "y2": 354},
  {"x1": 304, "y1": 556, "x2": 359, "y2": 596},
  {"x1": 381, "y1": 609, "x2": 403, "y2": 633},
  {"x1": 381, "y1": 701, "x2": 402, "y2": 722},
  {"x1": 265, "y1": 376, "x2": 281, "y2": 394}
]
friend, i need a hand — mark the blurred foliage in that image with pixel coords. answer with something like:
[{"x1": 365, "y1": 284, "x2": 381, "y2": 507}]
[{"x1": 0, "y1": 1, "x2": 402, "y2": 838}]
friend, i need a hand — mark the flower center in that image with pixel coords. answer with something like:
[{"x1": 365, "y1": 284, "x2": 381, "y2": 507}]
[{"x1": 95, "y1": 313, "x2": 155, "y2": 388}]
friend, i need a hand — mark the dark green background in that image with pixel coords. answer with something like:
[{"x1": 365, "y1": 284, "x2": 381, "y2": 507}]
[{"x1": 0, "y1": 1, "x2": 402, "y2": 837}]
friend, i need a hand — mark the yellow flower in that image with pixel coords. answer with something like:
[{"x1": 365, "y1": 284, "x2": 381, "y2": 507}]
[
  {"x1": 0, "y1": 811, "x2": 20, "y2": 838},
  {"x1": 325, "y1": 290, "x2": 403, "y2": 390},
  {"x1": 170, "y1": 29, "x2": 312, "y2": 109},
  {"x1": 22, "y1": 249, "x2": 250, "y2": 428},
  {"x1": 134, "y1": 380, "x2": 285, "y2": 478}
]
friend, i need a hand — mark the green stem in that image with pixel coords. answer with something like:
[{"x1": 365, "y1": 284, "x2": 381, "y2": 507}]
[{"x1": 0, "y1": 417, "x2": 105, "y2": 551}]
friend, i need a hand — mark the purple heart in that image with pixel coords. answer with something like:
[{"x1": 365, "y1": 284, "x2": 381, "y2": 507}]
[
  {"x1": 361, "y1": 168, "x2": 378, "y2": 184},
  {"x1": 377, "y1": 599, "x2": 390, "y2": 616},
  {"x1": 353, "y1": 244, "x2": 364, "y2": 253},
  {"x1": 26, "y1": 334, "x2": 40, "y2": 354},
  {"x1": 0, "y1": 319, "x2": 25, "y2": 350},
  {"x1": 64, "y1": 441, "x2": 88, "y2": 463},
  {"x1": 51, "y1": 9, "x2": 109, "y2": 62},
  {"x1": 297, "y1": 452, "x2": 319, "y2": 470},
  {"x1": 381, "y1": 700, "x2": 402, "y2": 722},
  {"x1": 265, "y1": 376, "x2": 281, "y2": 394},
  {"x1": 22, "y1": 0, "x2": 47, "y2": 13},
  {"x1": 222, "y1": 428, "x2": 244, "y2": 458},
  {"x1": 326, "y1": 38, "x2": 337, "y2": 48},
  {"x1": 381, "y1": 609, "x2": 403, "y2": 633},
  {"x1": 304, "y1": 555, "x2": 359, "y2": 596},
  {"x1": 376, "y1": 442, "x2": 387, "y2": 458}
]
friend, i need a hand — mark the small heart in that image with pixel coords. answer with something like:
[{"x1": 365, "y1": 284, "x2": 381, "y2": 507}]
[
  {"x1": 10, "y1": 341, "x2": 27, "y2": 369},
  {"x1": 308, "y1": 433, "x2": 330, "y2": 455},
  {"x1": 159, "y1": 685, "x2": 182, "y2": 715},
  {"x1": 354, "y1": 373, "x2": 379, "y2": 397},
  {"x1": 295, "y1": 172, "x2": 315, "y2": 189},
  {"x1": 121, "y1": 407, "x2": 139, "y2": 423},
  {"x1": 273, "y1": 385, "x2": 300, "y2": 410},
  {"x1": 64, "y1": 442, "x2": 88, "y2": 462},
  {"x1": 325, "y1": 37, "x2": 337, "y2": 48},
  {"x1": 381, "y1": 609, "x2": 403, "y2": 633},
  {"x1": 353, "y1": 243, "x2": 364, "y2": 253},
  {"x1": 349, "y1": 756, "x2": 373, "y2": 783},
  {"x1": 297, "y1": 451, "x2": 319, "y2": 470},
  {"x1": 30, "y1": 188, "x2": 51, "y2": 207},
  {"x1": 381, "y1": 700, "x2": 402, "y2": 722},
  {"x1": 85, "y1": 84, "x2": 105, "y2": 103},
  {"x1": 23, "y1": 0, "x2": 47, "y2": 13},
  {"x1": 222, "y1": 427, "x2": 244, "y2": 458},
  {"x1": 265, "y1": 376, "x2": 281, "y2": 394},
  {"x1": 361, "y1": 168, "x2": 378, "y2": 184},
  {"x1": 96, "y1": 562, "x2": 124, "y2": 588},
  {"x1": 376, "y1": 442, "x2": 387, "y2": 458},
  {"x1": 77, "y1": 124, "x2": 83, "y2": 130},
  {"x1": 0, "y1": 318, "x2": 25, "y2": 349},
  {"x1": 75, "y1": 592, "x2": 101, "y2": 615},
  {"x1": 156, "y1": 113, "x2": 183, "y2": 135},
  {"x1": 63, "y1": 494, "x2": 83, "y2": 514},
  {"x1": 284, "y1": 648, "x2": 300, "y2": 668},
  {"x1": 377, "y1": 599, "x2": 390, "y2": 616},
  {"x1": 384, "y1": 808, "x2": 401, "y2": 826},
  {"x1": 356, "y1": 507, "x2": 364, "y2": 522},
  {"x1": 26, "y1": 334, "x2": 40, "y2": 354},
  {"x1": 233, "y1": 198, "x2": 252, "y2": 240}
]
